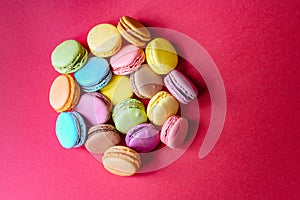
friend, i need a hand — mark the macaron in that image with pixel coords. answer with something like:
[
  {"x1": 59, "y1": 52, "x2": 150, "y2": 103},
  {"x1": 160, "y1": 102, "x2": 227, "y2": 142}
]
[
  {"x1": 85, "y1": 124, "x2": 121, "y2": 154},
  {"x1": 102, "y1": 146, "x2": 141, "y2": 176},
  {"x1": 110, "y1": 45, "x2": 145, "y2": 75},
  {"x1": 130, "y1": 64, "x2": 163, "y2": 99},
  {"x1": 112, "y1": 99, "x2": 147, "y2": 134},
  {"x1": 164, "y1": 70, "x2": 198, "y2": 104},
  {"x1": 49, "y1": 74, "x2": 80, "y2": 112},
  {"x1": 125, "y1": 123, "x2": 160, "y2": 153},
  {"x1": 74, "y1": 92, "x2": 112, "y2": 126},
  {"x1": 100, "y1": 75, "x2": 133, "y2": 105},
  {"x1": 55, "y1": 111, "x2": 87, "y2": 149},
  {"x1": 145, "y1": 38, "x2": 178, "y2": 74},
  {"x1": 51, "y1": 40, "x2": 88, "y2": 74},
  {"x1": 160, "y1": 116, "x2": 188, "y2": 149},
  {"x1": 117, "y1": 16, "x2": 151, "y2": 47},
  {"x1": 74, "y1": 57, "x2": 112, "y2": 92},
  {"x1": 87, "y1": 24, "x2": 122, "y2": 57},
  {"x1": 147, "y1": 91, "x2": 179, "y2": 126}
]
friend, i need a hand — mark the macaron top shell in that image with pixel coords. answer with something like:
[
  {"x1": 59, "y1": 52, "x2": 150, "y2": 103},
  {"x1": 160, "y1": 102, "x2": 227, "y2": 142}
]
[
  {"x1": 161, "y1": 116, "x2": 188, "y2": 149},
  {"x1": 110, "y1": 45, "x2": 145, "y2": 75},
  {"x1": 75, "y1": 57, "x2": 110, "y2": 88},
  {"x1": 87, "y1": 24, "x2": 122, "y2": 57},
  {"x1": 130, "y1": 64, "x2": 163, "y2": 99},
  {"x1": 147, "y1": 91, "x2": 179, "y2": 126},
  {"x1": 164, "y1": 70, "x2": 198, "y2": 104},
  {"x1": 146, "y1": 38, "x2": 178, "y2": 74}
]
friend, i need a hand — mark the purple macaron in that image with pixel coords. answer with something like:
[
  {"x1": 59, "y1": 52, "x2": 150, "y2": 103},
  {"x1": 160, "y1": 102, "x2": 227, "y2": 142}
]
[
  {"x1": 125, "y1": 123, "x2": 160, "y2": 153},
  {"x1": 164, "y1": 70, "x2": 198, "y2": 104}
]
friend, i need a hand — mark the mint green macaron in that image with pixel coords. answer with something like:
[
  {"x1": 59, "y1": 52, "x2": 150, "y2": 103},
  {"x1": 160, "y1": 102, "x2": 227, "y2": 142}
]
[
  {"x1": 112, "y1": 99, "x2": 147, "y2": 134},
  {"x1": 51, "y1": 40, "x2": 88, "y2": 74}
]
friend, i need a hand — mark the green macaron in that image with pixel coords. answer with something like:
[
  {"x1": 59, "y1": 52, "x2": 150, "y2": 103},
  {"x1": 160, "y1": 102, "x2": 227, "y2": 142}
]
[
  {"x1": 112, "y1": 98, "x2": 147, "y2": 134},
  {"x1": 51, "y1": 40, "x2": 88, "y2": 74}
]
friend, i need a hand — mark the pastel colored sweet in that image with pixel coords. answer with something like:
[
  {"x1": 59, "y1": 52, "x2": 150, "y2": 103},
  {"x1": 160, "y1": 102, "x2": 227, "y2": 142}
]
[
  {"x1": 87, "y1": 24, "x2": 122, "y2": 57},
  {"x1": 74, "y1": 92, "x2": 112, "y2": 126},
  {"x1": 145, "y1": 38, "x2": 178, "y2": 74},
  {"x1": 117, "y1": 16, "x2": 151, "y2": 47},
  {"x1": 130, "y1": 64, "x2": 163, "y2": 99},
  {"x1": 74, "y1": 57, "x2": 112, "y2": 92},
  {"x1": 164, "y1": 70, "x2": 198, "y2": 104},
  {"x1": 49, "y1": 74, "x2": 80, "y2": 112},
  {"x1": 56, "y1": 111, "x2": 87, "y2": 149},
  {"x1": 110, "y1": 45, "x2": 145, "y2": 75},
  {"x1": 112, "y1": 99, "x2": 147, "y2": 134},
  {"x1": 125, "y1": 123, "x2": 160, "y2": 153},
  {"x1": 161, "y1": 116, "x2": 188, "y2": 149},
  {"x1": 85, "y1": 124, "x2": 121, "y2": 154},
  {"x1": 102, "y1": 146, "x2": 141, "y2": 176},
  {"x1": 51, "y1": 40, "x2": 88, "y2": 74},
  {"x1": 100, "y1": 75, "x2": 133, "y2": 105},
  {"x1": 147, "y1": 91, "x2": 179, "y2": 126}
]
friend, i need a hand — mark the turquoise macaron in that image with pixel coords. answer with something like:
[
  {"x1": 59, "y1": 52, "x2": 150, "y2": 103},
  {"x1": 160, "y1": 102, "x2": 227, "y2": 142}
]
[
  {"x1": 55, "y1": 111, "x2": 87, "y2": 148},
  {"x1": 74, "y1": 57, "x2": 112, "y2": 92}
]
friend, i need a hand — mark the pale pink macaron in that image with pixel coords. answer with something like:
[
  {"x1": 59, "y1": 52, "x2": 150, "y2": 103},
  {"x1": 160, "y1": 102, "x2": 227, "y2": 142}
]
[
  {"x1": 160, "y1": 116, "x2": 188, "y2": 148},
  {"x1": 110, "y1": 45, "x2": 145, "y2": 75},
  {"x1": 74, "y1": 92, "x2": 112, "y2": 127}
]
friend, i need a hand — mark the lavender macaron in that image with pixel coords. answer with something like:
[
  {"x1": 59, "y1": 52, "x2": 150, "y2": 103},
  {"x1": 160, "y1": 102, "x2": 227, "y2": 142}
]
[
  {"x1": 125, "y1": 123, "x2": 160, "y2": 153},
  {"x1": 164, "y1": 70, "x2": 198, "y2": 104}
]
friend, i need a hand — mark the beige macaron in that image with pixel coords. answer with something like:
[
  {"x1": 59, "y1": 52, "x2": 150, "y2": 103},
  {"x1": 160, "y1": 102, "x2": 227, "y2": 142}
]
[
  {"x1": 102, "y1": 146, "x2": 141, "y2": 176},
  {"x1": 87, "y1": 24, "x2": 122, "y2": 57}
]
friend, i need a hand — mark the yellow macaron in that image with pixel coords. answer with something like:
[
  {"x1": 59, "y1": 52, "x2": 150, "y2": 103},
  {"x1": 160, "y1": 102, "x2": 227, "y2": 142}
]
[
  {"x1": 87, "y1": 24, "x2": 122, "y2": 57},
  {"x1": 145, "y1": 38, "x2": 178, "y2": 75}
]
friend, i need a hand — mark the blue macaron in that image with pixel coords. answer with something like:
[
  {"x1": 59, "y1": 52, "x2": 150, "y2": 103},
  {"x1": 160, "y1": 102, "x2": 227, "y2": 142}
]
[
  {"x1": 55, "y1": 111, "x2": 87, "y2": 148},
  {"x1": 74, "y1": 57, "x2": 112, "y2": 92}
]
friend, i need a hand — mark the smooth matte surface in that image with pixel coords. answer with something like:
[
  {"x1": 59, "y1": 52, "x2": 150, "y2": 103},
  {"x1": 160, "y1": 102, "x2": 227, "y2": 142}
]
[{"x1": 1, "y1": 1, "x2": 299, "y2": 199}]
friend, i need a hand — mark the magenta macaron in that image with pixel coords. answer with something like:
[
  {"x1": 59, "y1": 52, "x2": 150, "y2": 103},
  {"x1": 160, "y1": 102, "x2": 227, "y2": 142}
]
[
  {"x1": 110, "y1": 45, "x2": 145, "y2": 75},
  {"x1": 125, "y1": 123, "x2": 160, "y2": 153},
  {"x1": 164, "y1": 70, "x2": 198, "y2": 104},
  {"x1": 74, "y1": 92, "x2": 112, "y2": 127},
  {"x1": 160, "y1": 116, "x2": 188, "y2": 149}
]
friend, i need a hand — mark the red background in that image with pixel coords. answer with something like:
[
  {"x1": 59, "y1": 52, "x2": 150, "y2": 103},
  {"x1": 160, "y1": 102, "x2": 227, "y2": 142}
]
[{"x1": 1, "y1": 1, "x2": 299, "y2": 199}]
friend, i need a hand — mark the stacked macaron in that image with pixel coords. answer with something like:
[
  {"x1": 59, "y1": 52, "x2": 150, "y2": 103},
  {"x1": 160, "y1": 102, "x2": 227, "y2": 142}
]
[{"x1": 49, "y1": 16, "x2": 198, "y2": 176}]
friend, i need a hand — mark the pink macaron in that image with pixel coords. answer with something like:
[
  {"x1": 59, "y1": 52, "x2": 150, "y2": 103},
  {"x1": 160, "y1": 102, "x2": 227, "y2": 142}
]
[
  {"x1": 110, "y1": 45, "x2": 145, "y2": 75},
  {"x1": 74, "y1": 92, "x2": 112, "y2": 127},
  {"x1": 160, "y1": 116, "x2": 188, "y2": 149},
  {"x1": 164, "y1": 70, "x2": 198, "y2": 104}
]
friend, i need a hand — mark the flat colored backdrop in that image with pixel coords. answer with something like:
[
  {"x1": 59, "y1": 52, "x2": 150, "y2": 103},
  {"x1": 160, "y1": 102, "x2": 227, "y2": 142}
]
[{"x1": 1, "y1": 1, "x2": 299, "y2": 199}]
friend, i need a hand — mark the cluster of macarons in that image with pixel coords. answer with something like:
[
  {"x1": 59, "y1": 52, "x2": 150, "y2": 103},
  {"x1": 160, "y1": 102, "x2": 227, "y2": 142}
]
[{"x1": 49, "y1": 16, "x2": 198, "y2": 176}]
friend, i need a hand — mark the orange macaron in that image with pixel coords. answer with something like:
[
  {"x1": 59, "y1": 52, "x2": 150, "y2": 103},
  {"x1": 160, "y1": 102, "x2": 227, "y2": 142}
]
[{"x1": 49, "y1": 74, "x2": 80, "y2": 112}]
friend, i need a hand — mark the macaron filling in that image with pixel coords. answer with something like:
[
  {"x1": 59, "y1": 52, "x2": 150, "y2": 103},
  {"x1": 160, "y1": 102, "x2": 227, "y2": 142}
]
[{"x1": 71, "y1": 112, "x2": 87, "y2": 147}]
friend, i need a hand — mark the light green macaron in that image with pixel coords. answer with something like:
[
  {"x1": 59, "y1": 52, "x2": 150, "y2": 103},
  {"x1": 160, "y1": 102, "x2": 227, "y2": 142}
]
[
  {"x1": 112, "y1": 98, "x2": 147, "y2": 134},
  {"x1": 51, "y1": 40, "x2": 88, "y2": 74}
]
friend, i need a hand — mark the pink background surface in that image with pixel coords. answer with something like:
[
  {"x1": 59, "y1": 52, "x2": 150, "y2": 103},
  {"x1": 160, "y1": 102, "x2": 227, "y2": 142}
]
[{"x1": 1, "y1": 1, "x2": 299, "y2": 199}]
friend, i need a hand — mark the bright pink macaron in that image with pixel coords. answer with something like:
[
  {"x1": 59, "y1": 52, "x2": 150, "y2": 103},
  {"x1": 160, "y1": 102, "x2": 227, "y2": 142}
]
[
  {"x1": 160, "y1": 116, "x2": 188, "y2": 149},
  {"x1": 164, "y1": 70, "x2": 198, "y2": 104},
  {"x1": 74, "y1": 92, "x2": 112, "y2": 127},
  {"x1": 110, "y1": 45, "x2": 145, "y2": 75}
]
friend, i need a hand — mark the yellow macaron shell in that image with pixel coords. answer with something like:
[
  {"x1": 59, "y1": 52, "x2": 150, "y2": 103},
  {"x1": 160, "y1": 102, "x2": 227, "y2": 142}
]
[
  {"x1": 87, "y1": 24, "x2": 122, "y2": 57},
  {"x1": 49, "y1": 74, "x2": 80, "y2": 112},
  {"x1": 146, "y1": 38, "x2": 178, "y2": 74},
  {"x1": 100, "y1": 75, "x2": 133, "y2": 105},
  {"x1": 147, "y1": 91, "x2": 179, "y2": 125}
]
